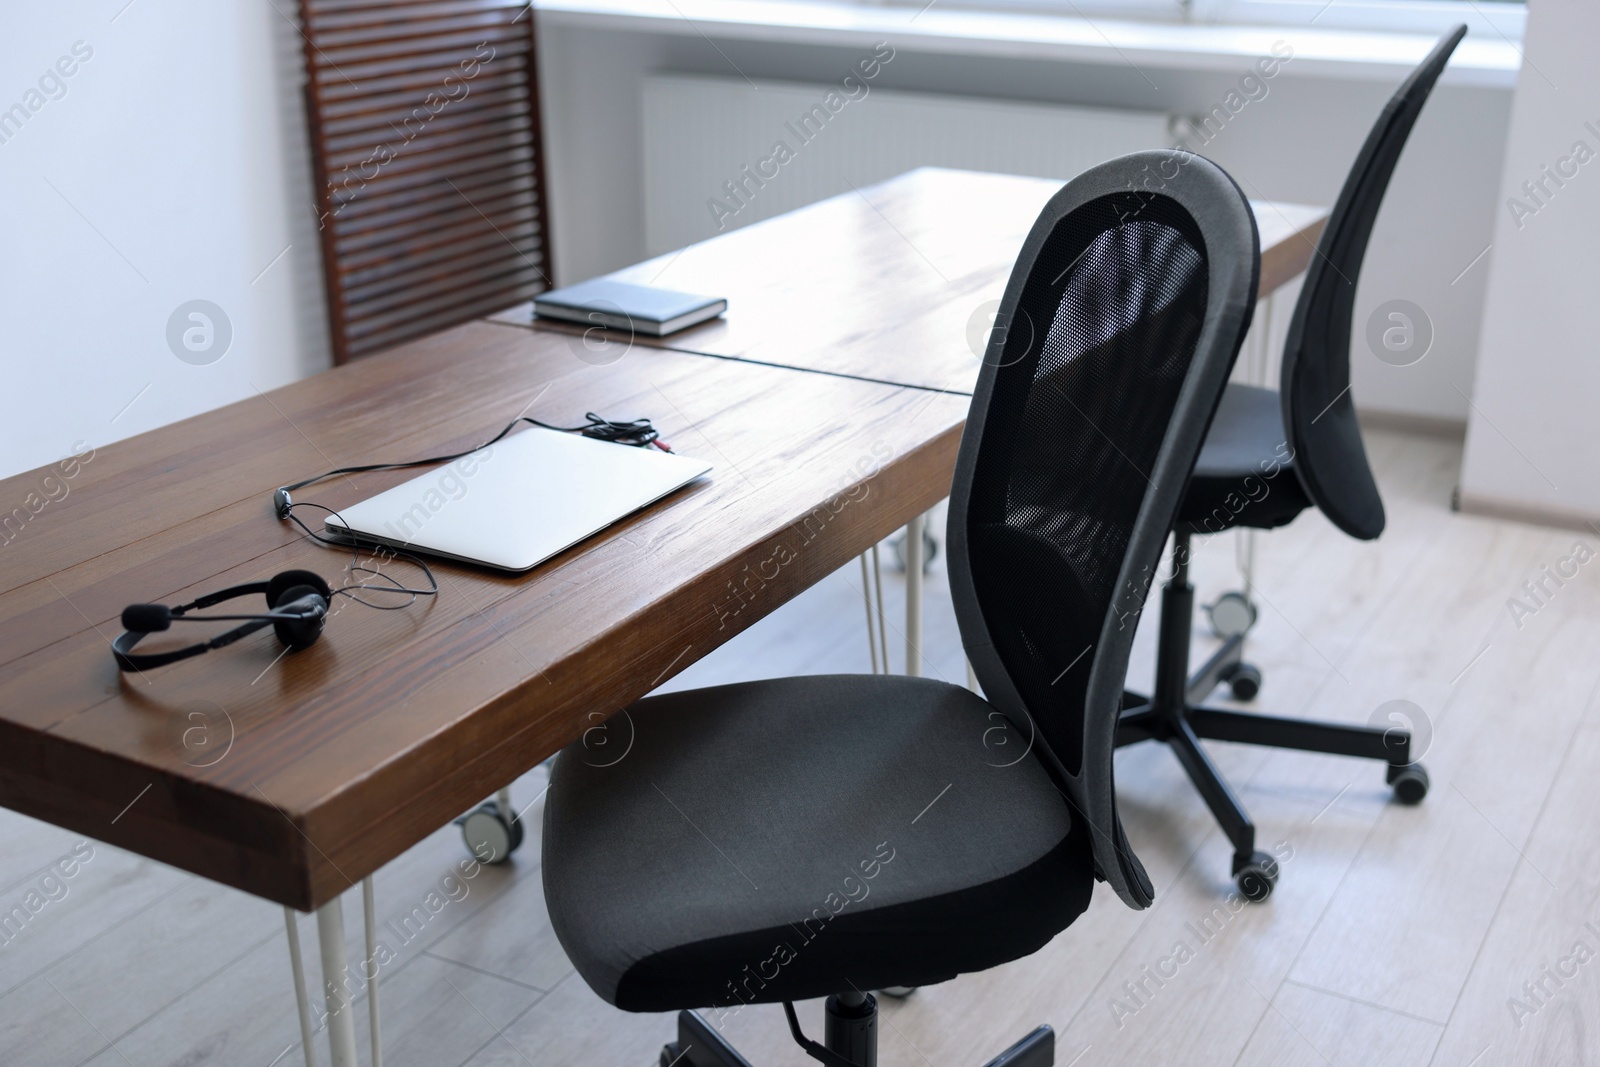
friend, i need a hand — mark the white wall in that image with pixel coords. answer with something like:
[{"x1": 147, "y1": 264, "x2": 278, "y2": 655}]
[
  {"x1": 0, "y1": 0, "x2": 327, "y2": 481},
  {"x1": 535, "y1": 19, "x2": 1512, "y2": 428},
  {"x1": 639, "y1": 74, "x2": 1169, "y2": 254},
  {"x1": 1459, "y1": 0, "x2": 1600, "y2": 525}
]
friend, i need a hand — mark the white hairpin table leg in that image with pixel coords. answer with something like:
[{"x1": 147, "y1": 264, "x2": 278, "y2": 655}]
[
  {"x1": 859, "y1": 554, "x2": 880, "y2": 674},
  {"x1": 283, "y1": 908, "x2": 318, "y2": 1067},
  {"x1": 857, "y1": 556, "x2": 883, "y2": 671},
  {"x1": 1240, "y1": 293, "x2": 1275, "y2": 597},
  {"x1": 316, "y1": 894, "x2": 360, "y2": 1067},
  {"x1": 871, "y1": 544, "x2": 889, "y2": 673},
  {"x1": 905, "y1": 513, "x2": 924, "y2": 678},
  {"x1": 363, "y1": 877, "x2": 383, "y2": 1067}
]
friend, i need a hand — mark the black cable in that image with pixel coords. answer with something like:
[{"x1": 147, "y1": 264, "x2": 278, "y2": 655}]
[
  {"x1": 274, "y1": 412, "x2": 668, "y2": 508},
  {"x1": 281, "y1": 501, "x2": 439, "y2": 609},
  {"x1": 271, "y1": 411, "x2": 666, "y2": 608}
]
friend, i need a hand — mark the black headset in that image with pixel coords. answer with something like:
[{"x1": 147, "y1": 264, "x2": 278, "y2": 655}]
[{"x1": 113, "y1": 570, "x2": 333, "y2": 672}]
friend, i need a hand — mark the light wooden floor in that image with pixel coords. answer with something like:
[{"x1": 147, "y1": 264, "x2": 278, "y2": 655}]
[{"x1": 5, "y1": 426, "x2": 1599, "y2": 1067}]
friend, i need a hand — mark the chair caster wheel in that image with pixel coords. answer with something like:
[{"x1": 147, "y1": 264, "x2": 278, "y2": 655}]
[
  {"x1": 889, "y1": 526, "x2": 938, "y2": 574},
  {"x1": 879, "y1": 986, "x2": 917, "y2": 998},
  {"x1": 458, "y1": 801, "x2": 523, "y2": 864},
  {"x1": 1388, "y1": 763, "x2": 1429, "y2": 805},
  {"x1": 1234, "y1": 851, "x2": 1278, "y2": 902},
  {"x1": 1206, "y1": 591, "x2": 1257, "y2": 639},
  {"x1": 660, "y1": 1041, "x2": 682, "y2": 1067},
  {"x1": 1223, "y1": 662, "x2": 1262, "y2": 702}
]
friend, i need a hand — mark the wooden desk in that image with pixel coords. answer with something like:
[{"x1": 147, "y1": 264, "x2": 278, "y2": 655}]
[
  {"x1": 0, "y1": 325, "x2": 966, "y2": 913},
  {"x1": 491, "y1": 167, "x2": 1329, "y2": 394}
]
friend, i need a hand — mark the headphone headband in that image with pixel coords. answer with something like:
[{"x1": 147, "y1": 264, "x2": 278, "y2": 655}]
[
  {"x1": 113, "y1": 573, "x2": 331, "y2": 673},
  {"x1": 186, "y1": 581, "x2": 272, "y2": 612}
]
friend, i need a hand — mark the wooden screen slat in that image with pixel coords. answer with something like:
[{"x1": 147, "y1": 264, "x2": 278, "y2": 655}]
[
  {"x1": 345, "y1": 264, "x2": 544, "y2": 336},
  {"x1": 347, "y1": 250, "x2": 542, "y2": 311},
  {"x1": 336, "y1": 203, "x2": 540, "y2": 259},
  {"x1": 308, "y1": 26, "x2": 526, "y2": 70},
  {"x1": 334, "y1": 162, "x2": 529, "y2": 221},
  {"x1": 306, "y1": 0, "x2": 516, "y2": 20},
  {"x1": 321, "y1": 69, "x2": 527, "y2": 121},
  {"x1": 313, "y1": 11, "x2": 525, "y2": 50},
  {"x1": 299, "y1": 0, "x2": 552, "y2": 364},
  {"x1": 343, "y1": 227, "x2": 539, "y2": 289},
  {"x1": 334, "y1": 172, "x2": 530, "y2": 233},
  {"x1": 323, "y1": 99, "x2": 531, "y2": 157},
  {"x1": 310, "y1": 35, "x2": 530, "y2": 88},
  {"x1": 344, "y1": 284, "x2": 543, "y2": 356},
  {"x1": 319, "y1": 64, "x2": 525, "y2": 105},
  {"x1": 325, "y1": 136, "x2": 533, "y2": 194}
]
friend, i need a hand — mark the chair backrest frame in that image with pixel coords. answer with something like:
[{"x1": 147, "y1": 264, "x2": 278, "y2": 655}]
[
  {"x1": 948, "y1": 150, "x2": 1259, "y2": 909},
  {"x1": 1280, "y1": 24, "x2": 1467, "y2": 540}
]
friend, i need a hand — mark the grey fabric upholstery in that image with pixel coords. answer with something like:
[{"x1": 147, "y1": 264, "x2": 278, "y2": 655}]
[
  {"x1": 1176, "y1": 383, "x2": 1311, "y2": 534},
  {"x1": 542, "y1": 675, "x2": 1093, "y2": 1012}
]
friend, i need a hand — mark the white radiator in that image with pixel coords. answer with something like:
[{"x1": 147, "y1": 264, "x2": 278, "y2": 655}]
[{"x1": 641, "y1": 73, "x2": 1172, "y2": 256}]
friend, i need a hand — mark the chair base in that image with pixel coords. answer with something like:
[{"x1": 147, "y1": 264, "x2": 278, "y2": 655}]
[
  {"x1": 663, "y1": 997, "x2": 1054, "y2": 1067},
  {"x1": 1117, "y1": 533, "x2": 1429, "y2": 900}
]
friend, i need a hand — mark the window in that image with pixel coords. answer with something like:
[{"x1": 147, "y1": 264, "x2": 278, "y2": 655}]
[
  {"x1": 864, "y1": 0, "x2": 1526, "y2": 39},
  {"x1": 1195, "y1": 0, "x2": 1524, "y2": 37}
]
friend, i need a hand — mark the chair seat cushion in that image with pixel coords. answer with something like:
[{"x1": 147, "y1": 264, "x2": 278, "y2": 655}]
[
  {"x1": 1177, "y1": 383, "x2": 1312, "y2": 534},
  {"x1": 542, "y1": 675, "x2": 1095, "y2": 1013}
]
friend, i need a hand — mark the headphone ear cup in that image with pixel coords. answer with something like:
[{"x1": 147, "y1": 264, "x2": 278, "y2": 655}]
[
  {"x1": 266, "y1": 569, "x2": 333, "y2": 607},
  {"x1": 270, "y1": 585, "x2": 328, "y2": 651}
]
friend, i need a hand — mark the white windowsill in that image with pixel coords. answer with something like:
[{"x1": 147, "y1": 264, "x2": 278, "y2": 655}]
[{"x1": 531, "y1": 0, "x2": 1520, "y2": 88}]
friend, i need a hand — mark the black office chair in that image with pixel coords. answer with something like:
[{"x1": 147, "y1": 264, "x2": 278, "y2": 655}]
[
  {"x1": 540, "y1": 150, "x2": 1260, "y2": 1067},
  {"x1": 1118, "y1": 25, "x2": 1467, "y2": 899}
]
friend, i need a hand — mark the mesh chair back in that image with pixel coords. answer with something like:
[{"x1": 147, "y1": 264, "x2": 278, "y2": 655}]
[
  {"x1": 1281, "y1": 25, "x2": 1466, "y2": 540},
  {"x1": 948, "y1": 151, "x2": 1259, "y2": 909}
]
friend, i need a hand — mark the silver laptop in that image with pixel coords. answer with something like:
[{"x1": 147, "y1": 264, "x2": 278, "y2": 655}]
[{"x1": 323, "y1": 427, "x2": 712, "y2": 572}]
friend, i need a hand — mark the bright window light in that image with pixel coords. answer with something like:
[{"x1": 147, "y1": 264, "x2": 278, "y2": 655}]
[{"x1": 849, "y1": 0, "x2": 1525, "y2": 39}]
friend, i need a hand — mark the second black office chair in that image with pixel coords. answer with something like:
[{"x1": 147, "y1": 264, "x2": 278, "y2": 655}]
[
  {"x1": 1117, "y1": 25, "x2": 1468, "y2": 899},
  {"x1": 540, "y1": 150, "x2": 1260, "y2": 1067}
]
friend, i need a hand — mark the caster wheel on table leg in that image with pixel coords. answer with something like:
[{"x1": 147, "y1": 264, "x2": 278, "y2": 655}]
[
  {"x1": 889, "y1": 527, "x2": 938, "y2": 575},
  {"x1": 459, "y1": 801, "x2": 523, "y2": 864},
  {"x1": 1388, "y1": 763, "x2": 1430, "y2": 805},
  {"x1": 1234, "y1": 851, "x2": 1279, "y2": 903},
  {"x1": 1222, "y1": 662, "x2": 1262, "y2": 702},
  {"x1": 1206, "y1": 591, "x2": 1257, "y2": 639}
]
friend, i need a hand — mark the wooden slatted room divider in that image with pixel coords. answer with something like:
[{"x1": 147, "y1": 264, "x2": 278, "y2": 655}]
[{"x1": 297, "y1": 0, "x2": 553, "y2": 363}]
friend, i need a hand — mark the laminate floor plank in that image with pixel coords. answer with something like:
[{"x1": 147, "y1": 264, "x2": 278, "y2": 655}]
[
  {"x1": 37, "y1": 875, "x2": 281, "y2": 1042},
  {"x1": 1234, "y1": 979, "x2": 1444, "y2": 1067},
  {"x1": 1428, "y1": 722, "x2": 1600, "y2": 1066},
  {"x1": 0, "y1": 977, "x2": 107, "y2": 1067},
  {"x1": 0, "y1": 846, "x2": 186, "y2": 1001},
  {"x1": 1288, "y1": 593, "x2": 1600, "y2": 1022}
]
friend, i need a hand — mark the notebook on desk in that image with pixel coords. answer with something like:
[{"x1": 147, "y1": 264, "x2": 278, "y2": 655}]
[
  {"x1": 323, "y1": 427, "x2": 712, "y2": 572},
  {"x1": 533, "y1": 279, "x2": 727, "y2": 336}
]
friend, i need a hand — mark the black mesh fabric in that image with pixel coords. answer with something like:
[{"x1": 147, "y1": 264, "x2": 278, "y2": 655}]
[{"x1": 966, "y1": 194, "x2": 1209, "y2": 777}]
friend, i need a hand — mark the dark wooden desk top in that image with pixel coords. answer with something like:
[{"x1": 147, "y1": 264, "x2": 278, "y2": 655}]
[
  {"x1": 0, "y1": 324, "x2": 967, "y2": 910},
  {"x1": 491, "y1": 167, "x2": 1329, "y2": 394}
]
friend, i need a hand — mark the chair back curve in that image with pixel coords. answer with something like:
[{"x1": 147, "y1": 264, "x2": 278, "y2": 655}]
[
  {"x1": 1280, "y1": 24, "x2": 1466, "y2": 540},
  {"x1": 947, "y1": 150, "x2": 1259, "y2": 910}
]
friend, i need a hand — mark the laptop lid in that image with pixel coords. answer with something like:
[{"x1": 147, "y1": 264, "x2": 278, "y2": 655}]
[{"x1": 323, "y1": 427, "x2": 712, "y2": 572}]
